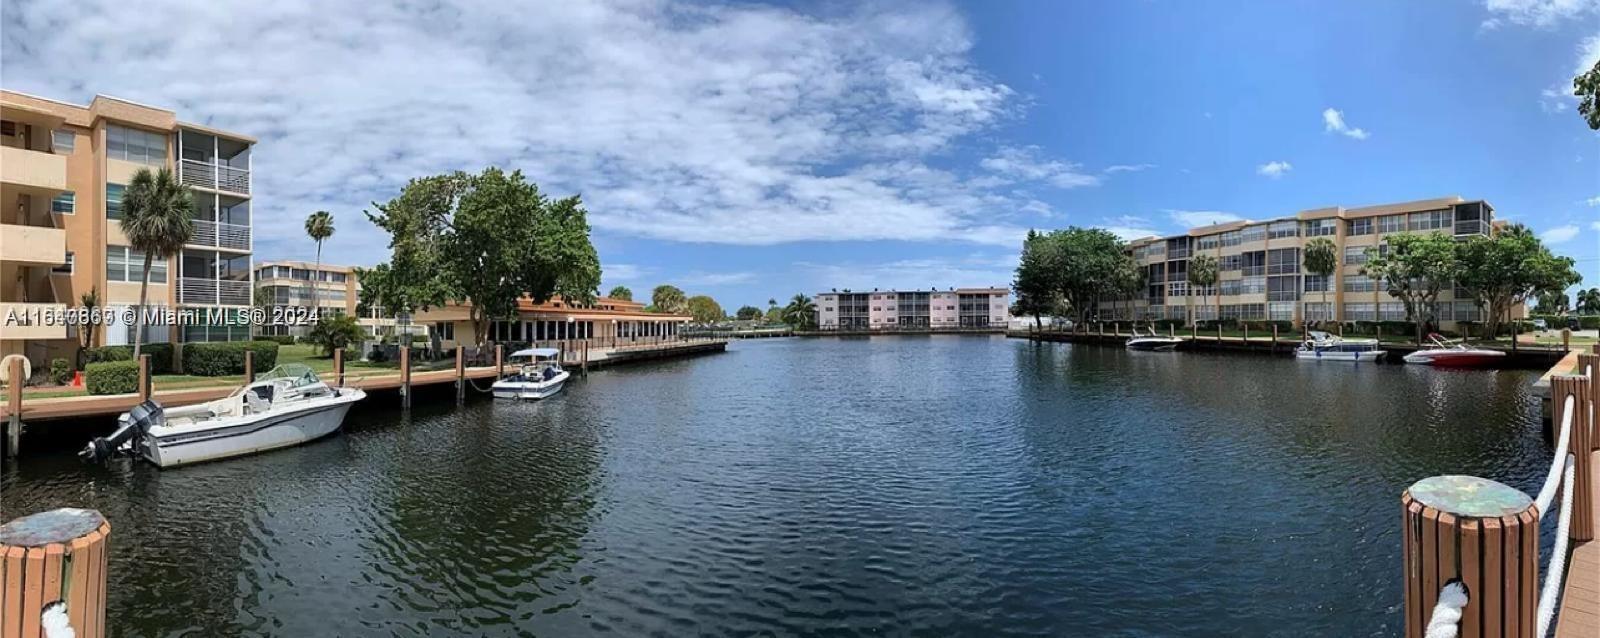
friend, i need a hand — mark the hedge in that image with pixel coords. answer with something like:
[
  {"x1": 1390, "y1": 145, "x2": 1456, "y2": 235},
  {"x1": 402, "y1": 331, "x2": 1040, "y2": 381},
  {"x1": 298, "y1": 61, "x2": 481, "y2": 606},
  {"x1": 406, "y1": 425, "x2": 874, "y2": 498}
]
[
  {"x1": 48, "y1": 358, "x2": 72, "y2": 385},
  {"x1": 85, "y1": 361, "x2": 140, "y2": 395},
  {"x1": 1339, "y1": 321, "x2": 1418, "y2": 337},
  {"x1": 1528, "y1": 314, "x2": 1600, "y2": 330},
  {"x1": 259, "y1": 335, "x2": 298, "y2": 345},
  {"x1": 181, "y1": 341, "x2": 280, "y2": 377},
  {"x1": 82, "y1": 343, "x2": 174, "y2": 374}
]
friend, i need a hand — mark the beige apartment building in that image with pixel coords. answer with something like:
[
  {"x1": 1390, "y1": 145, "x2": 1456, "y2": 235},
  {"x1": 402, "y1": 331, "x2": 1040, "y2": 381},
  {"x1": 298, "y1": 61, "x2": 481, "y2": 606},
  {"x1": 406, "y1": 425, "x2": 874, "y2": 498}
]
[
  {"x1": 254, "y1": 260, "x2": 358, "y2": 338},
  {"x1": 815, "y1": 287, "x2": 1011, "y2": 330},
  {"x1": 1, "y1": 90, "x2": 255, "y2": 369},
  {"x1": 1103, "y1": 196, "x2": 1503, "y2": 330}
]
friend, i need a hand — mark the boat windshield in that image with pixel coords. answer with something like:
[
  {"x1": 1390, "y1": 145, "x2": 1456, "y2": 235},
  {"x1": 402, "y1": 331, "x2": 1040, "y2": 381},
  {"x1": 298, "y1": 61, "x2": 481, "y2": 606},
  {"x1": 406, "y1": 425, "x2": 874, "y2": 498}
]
[{"x1": 257, "y1": 364, "x2": 322, "y2": 389}]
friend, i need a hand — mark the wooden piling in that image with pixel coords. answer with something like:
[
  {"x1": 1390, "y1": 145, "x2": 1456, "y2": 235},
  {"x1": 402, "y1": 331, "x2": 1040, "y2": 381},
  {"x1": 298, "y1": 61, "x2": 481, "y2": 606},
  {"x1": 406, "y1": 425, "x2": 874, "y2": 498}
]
[
  {"x1": 243, "y1": 350, "x2": 254, "y2": 384},
  {"x1": 1217, "y1": 323, "x2": 1222, "y2": 343},
  {"x1": 454, "y1": 346, "x2": 465, "y2": 403},
  {"x1": 5, "y1": 358, "x2": 21, "y2": 459},
  {"x1": 1581, "y1": 353, "x2": 1599, "y2": 452},
  {"x1": 1552, "y1": 375, "x2": 1594, "y2": 542},
  {"x1": 1562, "y1": 329, "x2": 1571, "y2": 352},
  {"x1": 1401, "y1": 475, "x2": 1537, "y2": 638},
  {"x1": 494, "y1": 344, "x2": 504, "y2": 380},
  {"x1": 136, "y1": 355, "x2": 150, "y2": 401},
  {"x1": 0, "y1": 508, "x2": 110, "y2": 638},
  {"x1": 333, "y1": 348, "x2": 345, "y2": 387},
  {"x1": 399, "y1": 346, "x2": 411, "y2": 409},
  {"x1": 1272, "y1": 325, "x2": 1278, "y2": 353}
]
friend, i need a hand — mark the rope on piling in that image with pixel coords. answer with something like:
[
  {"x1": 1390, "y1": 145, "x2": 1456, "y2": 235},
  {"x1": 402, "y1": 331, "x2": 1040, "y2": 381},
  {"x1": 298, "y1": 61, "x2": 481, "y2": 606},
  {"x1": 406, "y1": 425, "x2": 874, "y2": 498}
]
[
  {"x1": 1536, "y1": 455, "x2": 1576, "y2": 638},
  {"x1": 1534, "y1": 394, "x2": 1576, "y2": 513},
  {"x1": 1423, "y1": 581, "x2": 1469, "y2": 638}
]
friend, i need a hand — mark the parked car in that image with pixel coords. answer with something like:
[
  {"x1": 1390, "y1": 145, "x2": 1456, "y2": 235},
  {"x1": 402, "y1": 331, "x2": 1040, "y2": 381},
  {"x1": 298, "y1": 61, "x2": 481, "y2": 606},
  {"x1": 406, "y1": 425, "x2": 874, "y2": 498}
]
[
  {"x1": 1567, "y1": 317, "x2": 1580, "y2": 331},
  {"x1": 1532, "y1": 319, "x2": 1548, "y2": 331}
]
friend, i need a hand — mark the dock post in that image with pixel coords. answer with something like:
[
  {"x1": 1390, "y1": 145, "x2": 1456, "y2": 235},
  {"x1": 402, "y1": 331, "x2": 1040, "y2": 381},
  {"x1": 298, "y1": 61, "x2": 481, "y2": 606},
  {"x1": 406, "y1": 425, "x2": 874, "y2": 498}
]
[
  {"x1": 137, "y1": 354, "x2": 151, "y2": 401},
  {"x1": 5, "y1": 357, "x2": 21, "y2": 458},
  {"x1": 1338, "y1": 322, "x2": 1344, "y2": 337},
  {"x1": 495, "y1": 344, "x2": 504, "y2": 380},
  {"x1": 0, "y1": 508, "x2": 111, "y2": 638},
  {"x1": 243, "y1": 350, "x2": 254, "y2": 384},
  {"x1": 1552, "y1": 375, "x2": 1594, "y2": 541},
  {"x1": 399, "y1": 346, "x2": 411, "y2": 409},
  {"x1": 454, "y1": 346, "x2": 465, "y2": 404},
  {"x1": 1168, "y1": 324, "x2": 1174, "y2": 338},
  {"x1": 1582, "y1": 353, "x2": 1600, "y2": 452},
  {"x1": 334, "y1": 348, "x2": 345, "y2": 387},
  {"x1": 582, "y1": 341, "x2": 589, "y2": 375},
  {"x1": 1243, "y1": 323, "x2": 1249, "y2": 348},
  {"x1": 1191, "y1": 324, "x2": 1196, "y2": 341},
  {"x1": 1272, "y1": 325, "x2": 1278, "y2": 353},
  {"x1": 1401, "y1": 475, "x2": 1537, "y2": 638},
  {"x1": 1562, "y1": 328, "x2": 1571, "y2": 352}
]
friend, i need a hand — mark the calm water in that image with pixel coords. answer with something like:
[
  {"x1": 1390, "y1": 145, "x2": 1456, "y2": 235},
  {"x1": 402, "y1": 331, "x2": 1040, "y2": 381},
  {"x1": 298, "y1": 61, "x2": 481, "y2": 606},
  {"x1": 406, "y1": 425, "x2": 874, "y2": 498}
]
[{"x1": 0, "y1": 336, "x2": 1553, "y2": 636}]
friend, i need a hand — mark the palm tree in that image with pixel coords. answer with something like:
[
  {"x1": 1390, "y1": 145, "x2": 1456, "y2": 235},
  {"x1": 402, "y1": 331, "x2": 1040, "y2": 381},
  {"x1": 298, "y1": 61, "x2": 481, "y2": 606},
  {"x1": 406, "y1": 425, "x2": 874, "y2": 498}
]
[
  {"x1": 304, "y1": 211, "x2": 335, "y2": 319},
  {"x1": 607, "y1": 285, "x2": 633, "y2": 301},
  {"x1": 1187, "y1": 254, "x2": 1218, "y2": 327},
  {"x1": 78, "y1": 287, "x2": 101, "y2": 350},
  {"x1": 1303, "y1": 238, "x2": 1338, "y2": 329},
  {"x1": 783, "y1": 294, "x2": 817, "y2": 330},
  {"x1": 121, "y1": 167, "x2": 193, "y2": 360},
  {"x1": 1578, "y1": 287, "x2": 1600, "y2": 315},
  {"x1": 652, "y1": 285, "x2": 687, "y2": 314}
]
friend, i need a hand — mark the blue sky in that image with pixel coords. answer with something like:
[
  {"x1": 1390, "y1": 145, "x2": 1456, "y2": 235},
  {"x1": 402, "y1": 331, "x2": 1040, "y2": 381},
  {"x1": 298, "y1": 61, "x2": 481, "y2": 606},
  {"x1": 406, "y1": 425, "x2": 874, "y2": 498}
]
[{"x1": 3, "y1": 0, "x2": 1597, "y2": 310}]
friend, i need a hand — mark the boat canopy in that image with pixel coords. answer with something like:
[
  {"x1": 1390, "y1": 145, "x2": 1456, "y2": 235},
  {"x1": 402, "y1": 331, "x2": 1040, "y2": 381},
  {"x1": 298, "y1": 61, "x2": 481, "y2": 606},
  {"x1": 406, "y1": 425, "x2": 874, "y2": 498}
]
[
  {"x1": 256, "y1": 364, "x2": 321, "y2": 388},
  {"x1": 510, "y1": 348, "x2": 561, "y2": 359}
]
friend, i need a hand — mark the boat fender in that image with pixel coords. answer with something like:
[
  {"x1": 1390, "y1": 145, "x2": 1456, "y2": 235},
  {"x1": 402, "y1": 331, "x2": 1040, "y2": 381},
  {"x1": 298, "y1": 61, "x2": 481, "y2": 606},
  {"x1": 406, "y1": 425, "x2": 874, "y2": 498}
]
[{"x1": 79, "y1": 399, "x2": 164, "y2": 463}]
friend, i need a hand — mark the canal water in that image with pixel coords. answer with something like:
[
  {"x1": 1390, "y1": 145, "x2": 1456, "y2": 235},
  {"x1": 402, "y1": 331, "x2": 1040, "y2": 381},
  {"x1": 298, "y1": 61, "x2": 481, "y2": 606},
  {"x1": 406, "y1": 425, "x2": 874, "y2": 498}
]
[{"x1": 0, "y1": 336, "x2": 1553, "y2": 636}]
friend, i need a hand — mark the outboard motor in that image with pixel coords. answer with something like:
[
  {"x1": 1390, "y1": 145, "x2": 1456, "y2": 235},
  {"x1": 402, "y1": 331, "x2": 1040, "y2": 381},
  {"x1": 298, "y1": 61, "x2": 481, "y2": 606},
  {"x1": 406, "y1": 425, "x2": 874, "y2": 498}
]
[{"x1": 79, "y1": 400, "x2": 164, "y2": 463}]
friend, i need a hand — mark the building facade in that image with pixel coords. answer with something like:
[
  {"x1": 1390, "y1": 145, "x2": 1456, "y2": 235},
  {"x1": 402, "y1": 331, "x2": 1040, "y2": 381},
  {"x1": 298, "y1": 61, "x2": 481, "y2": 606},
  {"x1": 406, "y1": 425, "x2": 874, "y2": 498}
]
[
  {"x1": 414, "y1": 295, "x2": 690, "y2": 351},
  {"x1": 1, "y1": 91, "x2": 255, "y2": 368},
  {"x1": 1103, "y1": 196, "x2": 1502, "y2": 330},
  {"x1": 815, "y1": 287, "x2": 1010, "y2": 330},
  {"x1": 254, "y1": 260, "x2": 357, "y2": 338}
]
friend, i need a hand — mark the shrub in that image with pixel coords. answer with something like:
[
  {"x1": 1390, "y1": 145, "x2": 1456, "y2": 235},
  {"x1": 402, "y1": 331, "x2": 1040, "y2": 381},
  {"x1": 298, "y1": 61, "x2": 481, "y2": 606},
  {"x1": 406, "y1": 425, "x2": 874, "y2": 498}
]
[
  {"x1": 85, "y1": 361, "x2": 139, "y2": 395},
  {"x1": 259, "y1": 335, "x2": 297, "y2": 346},
  {"x1": 82, "y1": 343, "x2": 174, "y2": 374},
  {"x1": 307, "y1": 315, "x2": 365, "y2": 356},
  {"x1": 182, "y1": 341, "x2": 281, "y2": 376},
  {"x1": 48, "y1": 358, "x2": 72, "y2": 385}
]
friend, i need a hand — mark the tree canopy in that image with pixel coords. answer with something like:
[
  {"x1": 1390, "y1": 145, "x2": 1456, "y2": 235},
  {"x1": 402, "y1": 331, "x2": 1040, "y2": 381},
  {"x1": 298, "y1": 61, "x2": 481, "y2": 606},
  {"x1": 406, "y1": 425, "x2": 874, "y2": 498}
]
[
  {"x1": 121, "y1": 167, "x2": 193, "y2": 359},
  {"x1": 608, "y1": 285, "x2": 633, "y2": 301},
  {"x1": 1456, "y1": 224, "x2": 1580, "y2": 337},
  {"x1": 1361, "y1": 232, "x2": 1461, "y2": 342},
  {"x1": 1575, "y1": 58, "x2": 1600, "y2": 130},
  {"x1": 782, "y1": 294, "x2": 816, "y2": 330},
  {"x1": 1011, "y1": 227, "x2": 1137, "y2": 323},
  {"x1": 1578, "y1": 288, "x2": 1600, "y2": 315},
  {"x1": 686, "y1": 295, "x2": 725, "y2": 323},
  {"x1": 1013, "y1": 230, "x2": 1064, "y2": 326},
  {"x1": 735, "y1": 305, "x2": 762, "y2": 320},
  {"x1": 652, "y1": 285, "x2": 688, "y2": 314},
  {"x1": 363, "y1": 168, "x2": 601, "y2": 345}
]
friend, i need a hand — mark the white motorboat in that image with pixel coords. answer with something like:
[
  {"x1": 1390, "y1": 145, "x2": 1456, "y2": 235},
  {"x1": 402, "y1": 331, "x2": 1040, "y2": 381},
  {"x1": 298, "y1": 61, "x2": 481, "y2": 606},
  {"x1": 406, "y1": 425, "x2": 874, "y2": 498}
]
[
  {"x1": 491, "y1": 348, "x2": 570, "y2": 400},
  {"x1": 80, "y1": 364, "x2": 366, "y2": 468},
  {"x1": 1295, "y1": 331, "x2": 1386, "y2": 363},
  {"x1": 1126, "y1": 326, "x2": 1183, "y2": 351},
  {"x1": 1403, "y1": 333, "x2": 1507, "y2": 367}
]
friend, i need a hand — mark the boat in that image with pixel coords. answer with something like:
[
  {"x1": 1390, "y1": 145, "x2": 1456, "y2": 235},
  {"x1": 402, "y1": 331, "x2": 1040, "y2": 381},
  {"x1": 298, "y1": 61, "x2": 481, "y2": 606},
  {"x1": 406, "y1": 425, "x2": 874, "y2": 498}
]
[
  {"x1": 1126, "y1": 326, "x2": 1184, "y2": 351},
  {"x1": 1295, "y1": 331, "x2": 1386, "y2": 363},
  {"x1": 1402, "y1": 333, "x2": 1507, "y2": 367},
  {"x1": 491, "y1": 348, "x2": 570, "y2": 400},
  {"x1": 80, "y1": 364, "x2": 366, "y2": 468}
]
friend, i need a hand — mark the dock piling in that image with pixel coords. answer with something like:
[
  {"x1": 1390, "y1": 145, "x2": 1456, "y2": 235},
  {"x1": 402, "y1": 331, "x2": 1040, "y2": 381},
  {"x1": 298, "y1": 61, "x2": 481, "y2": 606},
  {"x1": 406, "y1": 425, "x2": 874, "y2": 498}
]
[
  {"x1": 333, "y1": 348, "x2": 345, "y2": 387},
  {"x1": 454, "y1": 346, "x2": 465, "y2": 404},
  {"x1": 137, "y1": 355, "x2": 151, "y2": 401},
  {"x1": 1552, "y1": 375, "x2": 1594, "y2": 541},
  {"x1": 0, "y1": 508, "x2": 110, "y2": 638},
  {"x1": 1272, "y1": 325, "x2": 1278, "y2": 353},
  {"x1": 495, "y1": 344, "x2": 503, "y2": 380},
  {"x1": 243, "y1": 350, "x2": 254, "y2": 384},
  {"x1": 1402, "y1": 476, "x2": 1537, "y2": 638},
  {"x1": 5, "y1": 357, "x2": 21, "y2": 458},
  {"x1": 399, "y1": 346, "x2": 411, "y2": 409},
  {"x1": 1582, "y1": 353, "x2": 1599, "y2": 452}
]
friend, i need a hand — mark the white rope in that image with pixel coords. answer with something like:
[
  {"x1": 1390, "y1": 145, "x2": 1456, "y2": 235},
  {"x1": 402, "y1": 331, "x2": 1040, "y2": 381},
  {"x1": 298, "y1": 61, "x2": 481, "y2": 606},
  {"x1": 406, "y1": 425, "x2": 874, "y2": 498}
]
[
  {"x1": 1536, "y1": 455, "x2": 1576, "y2": 638},
  {"x1": 1534, "y1": 395, "x2": 1576, "y2": 513},
  {"x1": 1424, "y1": 581, "x2": 1469, "y2": 638}
]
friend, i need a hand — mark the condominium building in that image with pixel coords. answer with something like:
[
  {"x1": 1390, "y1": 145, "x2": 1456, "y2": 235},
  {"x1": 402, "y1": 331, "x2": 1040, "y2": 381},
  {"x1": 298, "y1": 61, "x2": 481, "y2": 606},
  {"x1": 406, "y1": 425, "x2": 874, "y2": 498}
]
[
  {"x1": 815, "y1": 287, "x2": 1010, "y2": 330},
  {"x1": 1, "y1": 91, "x2": 255, "y2": 368},
  {"x1": 1103, "y1": 196, "x2": 1501, "y2": 329},
  {"x1": 253, "y1": 260, "x2": 358, "y2": 338}
]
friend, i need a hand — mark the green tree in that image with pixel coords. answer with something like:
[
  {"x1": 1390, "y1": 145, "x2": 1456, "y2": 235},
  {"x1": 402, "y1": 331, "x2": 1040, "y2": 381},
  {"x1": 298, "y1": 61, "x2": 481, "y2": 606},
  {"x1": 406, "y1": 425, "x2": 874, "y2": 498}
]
[
  {"x1": 1578, "y1": 288, "x2": 1600, "y2": 315},
  {"x1": 687, "y1": 295, "x2": 725, "y2": 323},
  {"x1": 1013, "y1": 229, "x2": 1063, "y2": 327},
  {"x1": 1187, "y1": 254, "x2": 1218, "y2": 327},
  {"x1": 307, "y1": 314, "x2": 366, "y2": 356},
  {"x1": 1457, "y1": 224, "x2": 1581, "y2": 338},
  {"x1": 304, "y1": 210, "x2": 335, "y2": 316},
  {"x1": 652, "y1": 285, "x2": 688, "y2": 314},
  {"x1": 1536, "y1": 290, "x2": 1571, "y2": 314},
  {"x1": 1361, "y1": 232, "x2": 1460, "y2": 343},
  {"x1": 1039, "y1": 227, "x2": 1135, "y2": 324},
  {"x1": 364, "y1": 168, "x2": 601, "y2": 345},
  {"x1": 735, "y1": 305, "x2": 762, "y2": 320},
  {"x1": 78, "y1": 287, "x2": 100, "y2": 349},
  {"x1": 120, "y1": 167, "x2": 193, "y2": 360},
  {"x1": 782, "y1": 294, "x2": 817, "y2": 330},
  {"x1": 1575, "y1": 58, "x2": 1600, "y2": 130},
  {"x1": 1302, "y1": 237, "x2": 1338, "y2": 327},
  {"x1": 607, "y1": 285, "x2": 633, "y2": 301}
]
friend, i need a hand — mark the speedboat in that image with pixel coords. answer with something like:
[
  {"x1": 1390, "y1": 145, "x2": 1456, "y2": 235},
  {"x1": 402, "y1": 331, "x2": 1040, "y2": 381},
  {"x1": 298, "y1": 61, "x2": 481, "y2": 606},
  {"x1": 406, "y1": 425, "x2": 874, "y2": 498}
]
[
  {"x1": 1403, "y1": 333, "x2": 1507, "y2": 367},
  {"x1": 80, "y1": 364, "x2": 366, "y2": 468},
  {"x1": 491, "y1": 348, "x2": 569, "y2": 400},
  {"x1": 1296, "y1": 331, "x2": 1386, "y2": 363},
  {"x1": 1126, "y1": 326, "x2": 1183, "y2": 351}
]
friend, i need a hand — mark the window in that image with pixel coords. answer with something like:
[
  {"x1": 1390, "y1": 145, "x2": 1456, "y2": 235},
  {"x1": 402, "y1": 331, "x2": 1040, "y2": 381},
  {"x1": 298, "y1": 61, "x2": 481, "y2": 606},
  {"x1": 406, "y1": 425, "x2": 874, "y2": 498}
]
[
  {"x1": 1302, "y1": 219, "x2": 1337, "y2": 237},
  {"x1": 1266, "y1": 248, "x2": 1300, "y2": 275},
  {"x1": 1346, "y1": 218, "x2": 1373, "y2": 236},
  {"x1": 1196, "y1": 234, "x2": 1219, "y2": 251},
  {"x1": 1408, "y1": 210, "x2": 1451, "y2": 231},
  {"x1": 1219, "y1": 254, "x2": 1242, "y2": 272},
  {"x1": 1268, "y1": 221, "x2": 1298, "y2": 239},
  {"x1": 1239, "y1": 225, "x2": 1266, "y2": 243},
  {"x1": 1220, "y1": 230, "x2": 1242, "y2": 247},
  {"x1": 51, "y1": 129, "x2": 74, "y2": 154},
  {"x1": 106, "y1": 183, "x2": 125, "y2": 219},
  {"x1": 1303, "y1": 302, "x2": 1334, "y2": 322},
  {"x1": 106, "y1": 246, "x2": 168, "y2": 283},
  {"x1": 1267, "y1": 276, "x2": 1300, "y2": 301},
  {"x1": 1377, "y1": 215, "x2": 1405, "y2": 234},
  {"x1": 1343, "y1": 245, "x2": 1370, "y2": 265},
  {"x1": 1304, "y1": 274, "x2": 1331, "y2": 292},
  {"x1": 1269, "y1": 302, "x2": 1295, "y2": 321},
  {"x1": 106, "y1": 125, "x2": 167, "y2": 166},
  {"x1": 1379, "y1": 303, "x2": 1408, "y2": 322},
  {"x1": 434, "y1": 322, "x2": 455, "y2": 341},
  {"x1": 1343, "y1": 274, "x2": 1376, "y2": 293},
  {"x1": 1343, "y1": 303, "x2": 1376, "y2": 321},
  {"x1": 52, "y1": 252, "x2": 74, "y2": 275},
  {"x1": 1239, "y1": 276, "x2": 1266, "y2": 295},
  {"x1": 51, "y1": 191, "x2": 74, "y2": 214}
]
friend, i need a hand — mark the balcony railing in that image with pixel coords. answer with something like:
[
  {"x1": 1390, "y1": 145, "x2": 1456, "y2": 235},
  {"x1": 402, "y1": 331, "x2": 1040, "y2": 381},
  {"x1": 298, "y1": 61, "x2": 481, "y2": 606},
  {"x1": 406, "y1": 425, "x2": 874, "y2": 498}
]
[
  {"x1": 178, "y1": 278, "x2": 251, "y2": 306},
  {"x1": 189, "y1": 219, "x2": 251, "y2": 251},
  {"x1": 1454, "y1": 219, "x2": 1489, "y2": 237},
  {"x1": 180, "y1": 159, "x2": 251, "y2": 195}
]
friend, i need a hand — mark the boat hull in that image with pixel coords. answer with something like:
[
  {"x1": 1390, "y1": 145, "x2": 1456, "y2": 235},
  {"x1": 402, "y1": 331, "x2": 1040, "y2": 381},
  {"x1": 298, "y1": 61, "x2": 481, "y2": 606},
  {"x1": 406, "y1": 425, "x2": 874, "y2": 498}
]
[
  {"x1": 140, "y1": 391, "x2": 364, "y2": 468},
  {"x1": 1295, "y1": 350, "x2": 1385, "y2": 362},
  {"x1": 1126, "y1": 338, "x2": 1182, "y2": 351},
  {"x1": 491, "y1": 373, "x2": 568, "y2": 400},
  {"x1": 1402, "y1": 351, "x2": 1506, "y2": 367}
]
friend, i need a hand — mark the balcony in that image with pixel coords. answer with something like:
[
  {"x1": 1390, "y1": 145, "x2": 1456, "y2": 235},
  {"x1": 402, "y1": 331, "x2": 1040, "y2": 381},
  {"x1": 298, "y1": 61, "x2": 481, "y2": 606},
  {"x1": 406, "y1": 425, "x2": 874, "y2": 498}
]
[
  {"x1": 178, "y1": 278, "x2": 251, "y2": 306},
  {"x1": 1454, "y1": 219, "x2": 1490, "y2": 237},
  {"x1": 180, "y1": 159, "x2": 250, "y2": 195},
  {"x1": 190, "y1": 219, "x2": 251, "y2": 251},
  {"x1": 0, "y1": 224, "x2": 66, "y2": 265},
  {"x1": 0, "y1": 302, "x2": 68, "y2": 341},
  {"x1": 0, "y1": 146, "x2": 67, "y2": 192}
]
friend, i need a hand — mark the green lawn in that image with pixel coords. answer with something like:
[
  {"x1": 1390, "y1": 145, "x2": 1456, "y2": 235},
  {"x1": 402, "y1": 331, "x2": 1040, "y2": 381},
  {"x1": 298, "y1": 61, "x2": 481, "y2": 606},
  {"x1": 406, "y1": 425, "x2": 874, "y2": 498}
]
[{"x1": 17, "y1": 344, "x2": 407, "y2": 400}]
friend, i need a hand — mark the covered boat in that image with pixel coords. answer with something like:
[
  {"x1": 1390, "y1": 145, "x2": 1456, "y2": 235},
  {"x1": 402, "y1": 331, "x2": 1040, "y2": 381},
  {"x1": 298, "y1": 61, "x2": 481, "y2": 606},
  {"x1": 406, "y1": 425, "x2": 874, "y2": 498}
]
[
  {"x1": 1295, "y1": 331, "x2": 1385, "y2": 363},
  {"x1": 1402, "y1": 333, "x2": 1507, "y2": 367},
  {"x1": 491, "y1": 348, "x2": 569, "y2": 400},
  {"x1": 80, "y1": 364, "x2": 366, "y2": 468}
]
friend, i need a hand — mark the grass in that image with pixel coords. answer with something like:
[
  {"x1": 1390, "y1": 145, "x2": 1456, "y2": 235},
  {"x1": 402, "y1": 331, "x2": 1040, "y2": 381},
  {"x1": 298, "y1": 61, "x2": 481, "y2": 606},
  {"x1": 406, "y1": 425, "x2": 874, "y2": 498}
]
[{"x1": 16, "y1": 343, "x2": 410, "y2": 400}]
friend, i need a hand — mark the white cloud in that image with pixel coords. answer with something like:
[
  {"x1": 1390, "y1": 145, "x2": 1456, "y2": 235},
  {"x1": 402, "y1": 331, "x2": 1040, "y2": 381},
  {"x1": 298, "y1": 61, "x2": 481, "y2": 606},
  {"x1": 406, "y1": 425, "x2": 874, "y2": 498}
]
[
  {"x1": 1542, "y1": 224, "x2": 1581, "y2": 243},
  {"x1": 673, "y1": 271, "x2": 758, "y2": 287},
  {"x1": 1322, "y1": 108, "x2": 1370, "y2": 140},
  {"x1": 1591, "y1": 220, "x2": 1600, "y2": 231},
  {"x1": 1585, "y1": 196, "x2": 1600, "y2": 206},
  {"x1": 980, "y1": 146, "x2": 1101, "y2": 189},
  {"x1": 1097, "y1": 215, "x2": 1160, "y2": 241},
  {"x1": 603, "y1": 263, "x2": 649, "y2": 282},
  {"x1": 1104, "y1": 163, "x2": 1156, "y2": 174},
  {"x1": 0, "y1": 0, "x2": 1058, "y2": 263},
  {"x1": 1257, "y1": 161, "x2": 1293, "y2": 178},
  {"x1": 1483, "y1": 0, "x2": 1600, "y2": 28},
  {"x1": 1167, "y1": 209, "x2": 1245, "y2": 228}
]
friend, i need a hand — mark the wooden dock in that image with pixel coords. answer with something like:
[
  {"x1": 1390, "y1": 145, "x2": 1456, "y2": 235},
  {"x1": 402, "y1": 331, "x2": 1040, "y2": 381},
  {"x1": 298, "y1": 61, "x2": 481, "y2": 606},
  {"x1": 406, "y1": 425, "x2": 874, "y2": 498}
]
[
  {"x1": 1556, "y1": 447, "x2": 1600, "y2": 638},
  {"x1": 1010, "y1": 327, "x2": 1570, "y2": 369}
]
